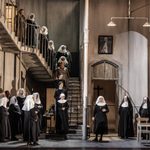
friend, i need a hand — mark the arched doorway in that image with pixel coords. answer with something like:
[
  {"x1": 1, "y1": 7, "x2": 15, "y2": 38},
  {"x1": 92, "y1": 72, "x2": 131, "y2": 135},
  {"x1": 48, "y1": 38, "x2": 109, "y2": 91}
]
[{"x1": 91, "y1": 60, "x2": 119, "y2": 133}]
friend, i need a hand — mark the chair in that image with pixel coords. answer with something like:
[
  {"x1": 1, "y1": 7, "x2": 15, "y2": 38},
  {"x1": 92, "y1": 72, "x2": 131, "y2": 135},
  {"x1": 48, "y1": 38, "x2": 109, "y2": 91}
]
[{"x1": 136, "y1": 117, "x2": 150, "y2": 143}]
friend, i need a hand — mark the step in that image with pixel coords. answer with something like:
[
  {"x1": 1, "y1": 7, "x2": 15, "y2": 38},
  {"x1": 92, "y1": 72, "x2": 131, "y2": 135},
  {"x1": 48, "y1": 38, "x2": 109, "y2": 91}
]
[{"x1": 69, "y1": 77, "x2": 80, "y2": 81}]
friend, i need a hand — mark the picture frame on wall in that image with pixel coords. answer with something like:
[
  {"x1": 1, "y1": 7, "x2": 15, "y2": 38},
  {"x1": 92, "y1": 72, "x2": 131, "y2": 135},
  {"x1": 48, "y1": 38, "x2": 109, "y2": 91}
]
[{"x1": 98, "y1": 35, "x2": 113, "y2": 54}]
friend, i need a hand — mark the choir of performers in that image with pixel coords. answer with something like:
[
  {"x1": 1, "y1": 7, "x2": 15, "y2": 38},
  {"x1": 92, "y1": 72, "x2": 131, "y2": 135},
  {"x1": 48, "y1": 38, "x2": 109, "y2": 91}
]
[
  {"x1": 139, "y1": 97, "x2": 150, "y2": 120},
  {"x1": 118, "y1": 95, "x2": 134, "y2": 139},
  {"x1": 56, "y1": 93, "x2": 69, "y2": 139},
  {"x1": 92, "y1": 96, "x2": 109, "y2": 142}
]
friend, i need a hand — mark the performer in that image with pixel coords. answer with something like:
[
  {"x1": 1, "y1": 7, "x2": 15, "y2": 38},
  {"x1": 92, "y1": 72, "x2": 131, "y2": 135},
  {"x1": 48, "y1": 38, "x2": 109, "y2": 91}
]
[
  {"x1": 118, "y1": 95, "x2": 134, "y2": 139},
  {"x1": 56, "y1": 93, "x2": 69, "y2": 139},
  {"x1": 17, "y1": 88, "x2": 26, "y2": 134},
  {"x1": 9, "y1": 96, "x2": 22, "y2": 140},
  {"x1": 92, "y1": 96, "x2": 109, "y2": 142},
  {"x1": 56, "y1": 45, "x2": 72, "y2": 70},
  {"x1": 33, "y1": 92, "x2": 43, "y2": 132},
  {"x1": 139, "y1": 97, "x2": 150, "y2": 120},
  {"x1": 0, "y1": 96, "x2": 11, "y2": 142},
  {"x1": 39, "y1": 26, "x2": 49, "y2": 59},
  {"x1": 54, "y1": 81, "x2": 67, "y2": 101}
]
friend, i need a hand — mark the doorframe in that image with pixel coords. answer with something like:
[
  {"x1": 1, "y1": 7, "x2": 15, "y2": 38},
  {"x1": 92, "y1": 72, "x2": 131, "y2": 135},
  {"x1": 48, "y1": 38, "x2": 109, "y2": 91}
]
[{"x1": 88, "y1": 58, "x2": 122, "y2": 133}]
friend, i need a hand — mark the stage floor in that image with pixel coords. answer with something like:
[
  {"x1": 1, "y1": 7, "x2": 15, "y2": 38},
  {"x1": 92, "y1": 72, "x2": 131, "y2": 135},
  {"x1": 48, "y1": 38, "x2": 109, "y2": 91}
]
[{"x1": 0, "y1": 134, "x2": 150, "y2": 149}]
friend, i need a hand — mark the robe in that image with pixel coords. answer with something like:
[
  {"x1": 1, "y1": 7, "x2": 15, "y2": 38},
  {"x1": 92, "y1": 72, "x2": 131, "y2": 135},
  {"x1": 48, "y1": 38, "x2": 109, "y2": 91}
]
[
  {"x1": 9, "y1": 104, "x2": 22, "y2": 139},
  {"x1": 0, "y1": 106, "x2": 11, "y2": 141},
  {"x1": 118, "y1": 105, "x2": 134, "y2": 138},
  {"x1": 26, "y1": 19, "x2": 38, "y2": 47},
  {"x1": 39, "y1": 33, "x2": 48, "y2": 59},
  {"x1": 93, "y1": 104, "x2": 109, "y2": 134},
  {"x1": 30, "y1": 106, "x2": 40, "y2": 143},
  {"x1": 56, "y1": 101, "x2": 69, "y2": 134}
]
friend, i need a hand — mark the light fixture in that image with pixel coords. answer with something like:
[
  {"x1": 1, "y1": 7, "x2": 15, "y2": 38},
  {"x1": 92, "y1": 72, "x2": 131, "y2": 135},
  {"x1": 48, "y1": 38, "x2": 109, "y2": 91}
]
[
  {"x1": 107, "y1": 0, "x2": 150, "y2": 28},
  {"x1": 107, "y1": 20, "x2": 116, "y2": 27}
]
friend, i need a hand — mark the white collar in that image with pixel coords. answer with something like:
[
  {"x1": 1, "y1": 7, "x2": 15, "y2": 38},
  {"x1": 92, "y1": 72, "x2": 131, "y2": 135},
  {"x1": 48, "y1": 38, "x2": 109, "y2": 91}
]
[{"x1": 58, "y1": 99, "x2": 67, "y2": 104}]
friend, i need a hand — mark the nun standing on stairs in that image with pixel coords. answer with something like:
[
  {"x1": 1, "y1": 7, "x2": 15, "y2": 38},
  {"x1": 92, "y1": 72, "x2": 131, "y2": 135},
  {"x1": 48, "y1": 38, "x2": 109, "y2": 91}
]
[
  {"x1": 92, "y1": 96, "x2": 109, "y2": 142},
  {"x1": 56, "y1": 93, "x2": 69, "y2": 139}
]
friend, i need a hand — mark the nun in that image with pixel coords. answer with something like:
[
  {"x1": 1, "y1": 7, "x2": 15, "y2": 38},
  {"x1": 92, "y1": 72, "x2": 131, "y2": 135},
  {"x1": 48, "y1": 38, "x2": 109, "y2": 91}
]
[
  {"x1": 47, "y1": 40, "x2": 56, "y2": 72},
  {"x1": 54, "y1": 81, "x2": 67, "y2": 101},
  {"x1": 9, "y1": 96, "x2": 21, "y2": 140},
  {"x1": 39, "y1": 26, "x2": 49, "y2": 59},
  {"x1": 139, "y1": 97, "x2": 150, "y2": 120},
  {"x1": 17, "y1": 88, "x2": 26, "y2": 134},
  {"x1": 22, "y1": 95, "x2": 34, "y2": 143},
  {"x1": 56, "y1": 45, "x2": 72, "y2": 70},
  {"x1": 26, "y1": 13, "x2": 38, "y2": 47},
  {"x1": 118, "y1": 95, "x2": 134, "y2": 139},
  {"x1": 92, "y1": 96, "x2": 109, "y2": 142},
  {"x1": 0, "y1": 96, "x2": 11, "y2": 142},
  {"x1": 33, "y1": 92, "x2": 43, "y2": 132},
  {"x1": 56, "y1": 93, "x2": 69, "y2": 139}
]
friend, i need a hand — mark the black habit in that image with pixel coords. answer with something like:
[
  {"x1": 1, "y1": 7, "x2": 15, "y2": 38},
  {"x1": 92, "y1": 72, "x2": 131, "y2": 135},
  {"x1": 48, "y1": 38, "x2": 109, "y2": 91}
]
[
  {"x1": 9, "y1": 104, "x2": 22, "y2": 139},
  {"x1": 56, "y1": 101, "x2": 69, "y2": 134},
  {"x1": 93, "y1": 104, "x2": 109, "y2": 135},
  {"x1": 118, "y1": 99, "x2": 134, "y2": 138},
  {"x1": 0, "y1": 106, "x2": 11, "y2": 142}
]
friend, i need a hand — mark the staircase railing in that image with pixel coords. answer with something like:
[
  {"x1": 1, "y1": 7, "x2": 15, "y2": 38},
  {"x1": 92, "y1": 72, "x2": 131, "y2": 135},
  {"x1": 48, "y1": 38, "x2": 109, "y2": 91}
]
[
  {"x1": 116, "y1": 82, "x2": 140, "y2": 116},
  {"x1": 0, "y1": 0, "x2": 55, "y2": 74}
]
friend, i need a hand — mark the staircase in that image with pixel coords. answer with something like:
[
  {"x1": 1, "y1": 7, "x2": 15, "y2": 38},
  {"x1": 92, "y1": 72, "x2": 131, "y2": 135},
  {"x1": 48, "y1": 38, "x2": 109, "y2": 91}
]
[
  {"x1": 0, "y1": 2, "x2": 52, "y2": 82},
  {"x1": 67, "y1": 77, "x2": 83, "y2": 139}
]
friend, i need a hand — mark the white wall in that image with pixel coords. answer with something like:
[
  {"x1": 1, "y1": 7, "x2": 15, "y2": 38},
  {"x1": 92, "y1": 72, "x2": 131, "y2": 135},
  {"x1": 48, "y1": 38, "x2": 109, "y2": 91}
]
[{"x1": 129, "y1": 31, "x2": 148, "y2": 106}]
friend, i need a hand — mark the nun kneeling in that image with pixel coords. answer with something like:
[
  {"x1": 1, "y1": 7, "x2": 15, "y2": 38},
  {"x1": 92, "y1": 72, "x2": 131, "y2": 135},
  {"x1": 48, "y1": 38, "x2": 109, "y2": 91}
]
[{"x1": 92, "y1": 96, "x2": 109, "y2": 142}]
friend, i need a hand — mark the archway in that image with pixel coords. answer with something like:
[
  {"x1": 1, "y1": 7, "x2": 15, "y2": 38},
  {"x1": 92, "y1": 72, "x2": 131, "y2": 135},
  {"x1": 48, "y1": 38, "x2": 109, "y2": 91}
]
[{"x1": 91, "y1": 60, "x2": 119, "y2": 132}]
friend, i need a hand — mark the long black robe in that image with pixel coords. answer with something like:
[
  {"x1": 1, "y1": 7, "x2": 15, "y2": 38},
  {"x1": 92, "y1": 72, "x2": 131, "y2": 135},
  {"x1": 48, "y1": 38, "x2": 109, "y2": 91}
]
[
  {"x1": 0, "y1": 106, "x2": 11, "y2": 142},
  {"x1": 39, "y1": 33, "x2": 48, "y2": 59},
  {"x1": 139, "y1": 101, "x2": 150, "y2": 121},
  {"x1": 93, "y1": 104, "x2": 109, "y2": 135},
  {"x1": 9, "y1": 104, "x2": 22, "y2": 139},
  {"x1": 26, "y1": 19, "x2": 38, "y2": 47},
  {"x1": 118, "y1": 101, "x2": 134, "y2": 138},
  {"x1": 17, "y1": 96, "x2": 26, "y2": 134},
  {"x1": 30, "y1": 106, "x2": 40, "y2": 143},
  {"x1": 56, "y1": 101, "x2": 69, "y2": 134}
]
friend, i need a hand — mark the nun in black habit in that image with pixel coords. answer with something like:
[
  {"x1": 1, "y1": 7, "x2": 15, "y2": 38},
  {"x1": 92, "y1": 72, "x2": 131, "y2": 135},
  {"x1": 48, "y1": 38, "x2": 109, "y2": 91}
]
[
  {"x1": 39, "y1": 26, "x2": 49, "y2": 59},
  {"x1": 92, "y1": 96, "x2": 109, "y2": 142},
  {"x1": 9, "y1": 96, "x2": 22, "y2": 140},
  {"x1": 0, "y1": 97, "x2": 11, "y2": 142},
  {"x1": 118, "y1": 95, "x2": 134, "y2": 139},
  {"x1": 26, "y1": 13, "x2": 38, "y2": 47},
  {"x1": 56, "y1": 93, "x2": 69, "y2": 139},
  {"x1": 22, "y1": 95, "x2": 34, "y2": 143},
  {"x1": 17, "y1": 88, "x2": 26, "y2": 134},
  {"x1": 33, "y1": 92, "x2": 43, "y2": 132},
  {"x1": 139, "y1": 97, "x2": 150, "y2": 120}
]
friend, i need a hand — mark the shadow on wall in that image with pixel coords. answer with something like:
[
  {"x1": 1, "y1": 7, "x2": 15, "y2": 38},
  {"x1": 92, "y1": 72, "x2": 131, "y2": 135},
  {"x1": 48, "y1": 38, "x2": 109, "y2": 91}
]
[{"x1": 10, "y1": 80, "x2": 17, "y2": 96}]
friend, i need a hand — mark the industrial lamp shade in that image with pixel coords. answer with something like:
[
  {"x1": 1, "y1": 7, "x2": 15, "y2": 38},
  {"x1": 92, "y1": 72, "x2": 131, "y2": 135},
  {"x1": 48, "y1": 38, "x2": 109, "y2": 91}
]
[
  {"x1": 143, "y1": 21, "x2": 150, "y2": 27},
  {"x1": 107, "y1": 20, "x2": 116, "y2": 27}
]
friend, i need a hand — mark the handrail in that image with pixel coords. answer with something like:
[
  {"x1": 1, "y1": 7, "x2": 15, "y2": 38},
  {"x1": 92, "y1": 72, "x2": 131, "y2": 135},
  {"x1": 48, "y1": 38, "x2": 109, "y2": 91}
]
[
  {"x1": 116, "y1": 82, "x2": 140, "y2": 116},
  {"x1": 0, "y1": 0, "x2": 54, "y2": 74}
]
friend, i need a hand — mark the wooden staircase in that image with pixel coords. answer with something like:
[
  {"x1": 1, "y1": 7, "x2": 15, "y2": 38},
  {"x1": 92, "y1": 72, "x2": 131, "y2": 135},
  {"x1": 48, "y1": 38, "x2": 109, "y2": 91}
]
[
  {"x1": 0, "y1": 16, "x2": 52, "y2": 82},
  {"x1": 67, "y1": 77, "x2": 83, "y2": 139}
]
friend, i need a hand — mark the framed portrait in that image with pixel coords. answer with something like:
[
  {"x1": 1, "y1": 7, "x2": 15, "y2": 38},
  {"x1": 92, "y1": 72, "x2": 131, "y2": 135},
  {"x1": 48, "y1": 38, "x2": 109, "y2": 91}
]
[{"x1": 98, "y1": 35, "x2": 113, "y2": 54}]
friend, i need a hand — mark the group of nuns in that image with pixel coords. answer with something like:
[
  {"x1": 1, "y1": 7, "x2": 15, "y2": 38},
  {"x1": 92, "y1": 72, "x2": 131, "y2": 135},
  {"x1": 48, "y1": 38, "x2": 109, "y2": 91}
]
[
  {"x1": 0, "y1": 88, "x2": 42, "y2": 145},
  {"x1": 93, "y1": 95, "x2": 150, "y2": 142}
]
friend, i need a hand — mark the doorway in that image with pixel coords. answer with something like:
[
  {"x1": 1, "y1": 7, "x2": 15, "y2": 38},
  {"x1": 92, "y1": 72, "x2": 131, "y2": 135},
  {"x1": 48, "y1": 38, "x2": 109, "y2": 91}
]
[{"x1": 93, "y1": 79, "x2": 118, "y2": 133}]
